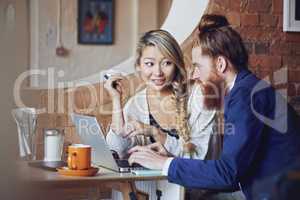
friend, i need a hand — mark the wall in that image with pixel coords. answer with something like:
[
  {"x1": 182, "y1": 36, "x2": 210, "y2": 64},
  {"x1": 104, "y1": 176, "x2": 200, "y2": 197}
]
[
  {"x1": 206, "y1": 0, "x2": 300, "y2": 111},
  {"x1": 31, "y1": 0, "x2": 138, "y2": 87},
  {"x1": 0, "y1": 0, "x2": 32, "y2": 199},
  {"x1": 158, "y1": 0, "x2": 172, "y2": 27},
  {"x1": 30, "y1": 0, "x2": 171, "y2": 88},
  {"x1": 138, "y1": 0, "x2": 158, "y2": 35}
]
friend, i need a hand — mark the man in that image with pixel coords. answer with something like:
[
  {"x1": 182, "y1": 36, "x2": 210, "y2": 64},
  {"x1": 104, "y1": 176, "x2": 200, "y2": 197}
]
[{"x1": 128, "y1": 15, "x2": 300, "y2": 200}]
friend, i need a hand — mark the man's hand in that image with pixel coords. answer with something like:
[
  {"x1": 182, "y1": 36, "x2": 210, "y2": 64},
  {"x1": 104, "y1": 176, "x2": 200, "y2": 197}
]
[{"x1": 128, "y1": 146, "x2": 168, "y2": 170}]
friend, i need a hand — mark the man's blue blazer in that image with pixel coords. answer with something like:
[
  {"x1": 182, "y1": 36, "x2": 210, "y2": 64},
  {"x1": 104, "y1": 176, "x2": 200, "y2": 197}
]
[{"x1": 168, "y1": 69, "x2": 300, "y2": 200}]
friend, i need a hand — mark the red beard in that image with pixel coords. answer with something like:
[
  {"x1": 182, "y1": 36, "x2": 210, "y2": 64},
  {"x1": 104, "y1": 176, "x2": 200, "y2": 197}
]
[{"x1": 198, "y1": 72, "x2": 225, "y2": 110}]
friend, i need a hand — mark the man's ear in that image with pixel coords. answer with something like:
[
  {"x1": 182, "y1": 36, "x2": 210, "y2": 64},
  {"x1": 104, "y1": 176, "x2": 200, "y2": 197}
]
[{"x1": 216, "y1": 56, "x2": 227, "y2": 73}]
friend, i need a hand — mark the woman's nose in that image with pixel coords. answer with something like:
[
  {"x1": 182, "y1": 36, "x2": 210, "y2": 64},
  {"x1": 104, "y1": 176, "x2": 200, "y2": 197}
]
[
  {"x1": 153, "y1": 64, "x2": 163, "y2": 76},
  {"x1": 192, "y1": 67, "x2": 201, "y2": 80}
]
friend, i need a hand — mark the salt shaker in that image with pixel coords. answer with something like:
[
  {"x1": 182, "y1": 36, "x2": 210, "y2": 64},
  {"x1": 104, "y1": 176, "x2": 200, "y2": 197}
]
[{"x1": 44, "y1": 129, "x2": 64, "y2": 162}]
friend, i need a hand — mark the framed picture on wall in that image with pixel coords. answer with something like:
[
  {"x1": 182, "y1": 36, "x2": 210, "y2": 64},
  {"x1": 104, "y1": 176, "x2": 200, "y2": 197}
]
[
  {"x1": 283, "y1": 0, "x2": 300, "y2": 32},
  {"x1": 78, "y1": 0, "x2": 114, "y2": 44}
]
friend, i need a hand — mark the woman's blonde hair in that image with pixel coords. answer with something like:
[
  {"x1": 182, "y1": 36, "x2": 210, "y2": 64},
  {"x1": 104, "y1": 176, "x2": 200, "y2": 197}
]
[{"x1": 135, "y1": 30, "x2": 191, "y2": 142}]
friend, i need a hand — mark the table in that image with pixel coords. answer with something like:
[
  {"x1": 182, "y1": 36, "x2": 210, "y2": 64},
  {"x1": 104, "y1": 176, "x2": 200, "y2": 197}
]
[{"x1": 17, "y1": 162, "x2": 167, "y2": 200}]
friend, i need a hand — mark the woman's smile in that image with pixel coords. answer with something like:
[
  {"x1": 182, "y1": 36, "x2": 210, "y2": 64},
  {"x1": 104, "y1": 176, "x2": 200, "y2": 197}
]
[{"x1": 151, "y1": 78, "x2": 166, "y2": 86}]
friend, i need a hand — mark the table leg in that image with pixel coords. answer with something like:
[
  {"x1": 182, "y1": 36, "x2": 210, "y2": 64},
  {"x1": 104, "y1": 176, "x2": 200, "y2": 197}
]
[{"x1": 106, "y1": 181, "x2": 149, "y2": 200}]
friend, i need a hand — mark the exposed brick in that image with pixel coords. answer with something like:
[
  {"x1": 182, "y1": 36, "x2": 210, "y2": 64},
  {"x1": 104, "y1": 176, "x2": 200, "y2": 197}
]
[
  {"x1": 259, "y1": 14, "x2": 279, "y2": 27},
  {"x1": 265, "y1": 28, "x2": 280, "y2": 41},
  {"x1": 291, "y1": 43, "x2": 300, "y2": 55},
  {"x1": 270, "y1": 41, "x2": 292, "y2": 56},
  {"x1": 296, "y1": 83, "x2": 300, "y2": 96},
  {"x1": 288, "y1": 83, "x2": 297, "y2": 97},
  {"x1": 240, "y1": 28, "x2": 257, "y2": 40},
  {"x1": 257, "y1": 62, "x2": 272, "y2": 71},
  {"x1": 207, "y1": 7, "x2": 226, "y2": 16},
  {"x1": 249, "y1": 55, "x2": 282, "y2": 70},
  {"x1": 270, "y1": 30, "x2": 286, "y2": 41},
  {"x1": 283, "y1": 56, "x2": 300, "y2": 68},
  {"x1": 229, "y1": 0, "x2": 240, "y2": 12},
  {"x1": 249, "y1": 55, "x2": 260, "y2": 68},
  {"x1": 261, "y1": 55, "x2": 282, "y2": 69},
  {"x1": 227, "y1": 12, "x2": 241, "y2": 27},
  {"x1": 213, "y1": 0, "x2": 230, "y2": 7},
  {"x1": 247, "y1": 0, "x2": 272, "y2": 13},
  {"x1": 240, "y1": 0, "x2": 249, "y2": 12},
  {"x1": 272, "y1": 0, "x2": 283, "y2": 14},
  {"x1": 208, "y1": 1, "x2": 228, "y2": 13},
  {"x1": 244, "y1": 41, "x2": 254, "y2": 54},
  {"x1": 288, "y1": 69, "x2": 300, "y2": 82},
  {"x1": 241, "y1": 14, "x2": 259, "y2": 26},
  {"x1": 255, "y1": 42, "x2": 270, "y2": 55},
  {"x1": 235, "y1": 26, "x2": 242, "y2": 34},
  {"x1": 278, "y1": 14, "x2": 283, "y2": 28},
  {"x1": 240, "y1": 27, "x2": 277, "y2": 41},
  {"x1": 284, "y1": 33, "x2": 300, "y2": 42},
  {"x1": 260, "y1": 27, "x2": 280, "y2": 41},
  {"x1": 257, "y1": 69, "x2": 272, "y2": 79}
]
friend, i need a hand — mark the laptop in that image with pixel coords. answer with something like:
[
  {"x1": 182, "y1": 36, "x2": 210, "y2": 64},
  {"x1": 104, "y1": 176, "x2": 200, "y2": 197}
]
[{"x1": 71, "y1": 113, "x2": 147, "y2": 173}]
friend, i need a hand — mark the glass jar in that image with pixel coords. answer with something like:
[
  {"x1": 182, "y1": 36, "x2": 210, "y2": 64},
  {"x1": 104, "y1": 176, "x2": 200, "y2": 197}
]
[{"x1": 44, "y1": 129, "x2": 64, "y2": 162}]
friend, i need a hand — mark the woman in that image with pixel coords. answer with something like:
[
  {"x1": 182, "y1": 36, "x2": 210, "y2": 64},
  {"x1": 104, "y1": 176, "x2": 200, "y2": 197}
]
[{"x1": 104, "y1": 30, "x2": 219, "y2": 200}]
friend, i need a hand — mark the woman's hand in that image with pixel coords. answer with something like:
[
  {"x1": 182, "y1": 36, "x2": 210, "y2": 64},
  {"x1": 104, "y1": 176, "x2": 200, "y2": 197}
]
[
  {"x1": 122, "y1": 119, "x2": 153, "y2": 138},
  {"x1": 103, "y1": 74, "x2": 124, "y2": 99},
  {"x1": 104, "y1": 74, "x2": 125, "y2": 134},
  {"x1": 128, "y1": 145, "x2": 168, "y2": 170},
  {"x1": 147, "y1": 142, "x2": 170, "y2": 157},
  {"x1": 121, "y1": 119, "x2": 166, "y2": 143}
]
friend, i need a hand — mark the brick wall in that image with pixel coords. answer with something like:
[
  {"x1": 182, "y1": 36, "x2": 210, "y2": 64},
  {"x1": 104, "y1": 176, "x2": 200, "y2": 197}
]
[{"x1": 206, "y1": 0, "x2": 300, "y2": 112}]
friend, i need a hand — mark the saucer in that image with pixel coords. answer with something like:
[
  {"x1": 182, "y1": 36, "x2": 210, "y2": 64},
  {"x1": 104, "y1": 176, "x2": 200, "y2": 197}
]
[{"x1": 57, "y1": 166, "x2": 99, "y2": 177}]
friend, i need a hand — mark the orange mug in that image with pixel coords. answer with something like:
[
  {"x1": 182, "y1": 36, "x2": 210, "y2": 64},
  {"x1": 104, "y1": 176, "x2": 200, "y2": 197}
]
[{"x1": 67, "y1": 144, "x2": 91, "y2": 170}]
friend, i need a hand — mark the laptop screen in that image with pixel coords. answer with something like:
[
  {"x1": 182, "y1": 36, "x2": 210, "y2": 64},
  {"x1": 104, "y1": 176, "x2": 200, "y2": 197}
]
[{"x1": 71, "y1": 113, "x2": 119, "y2": 171}]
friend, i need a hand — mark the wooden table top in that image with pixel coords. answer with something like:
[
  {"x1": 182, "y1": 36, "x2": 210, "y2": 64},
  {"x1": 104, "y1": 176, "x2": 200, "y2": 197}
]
[{"x1": 17, "y1": 161, "x2": 167, "y2": 188}]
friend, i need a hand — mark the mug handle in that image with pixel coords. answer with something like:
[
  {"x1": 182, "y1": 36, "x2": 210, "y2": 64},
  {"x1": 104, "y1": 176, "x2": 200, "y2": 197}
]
[{"x1": 68, "y1": 152, "x2": 77, "y2": 170}]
